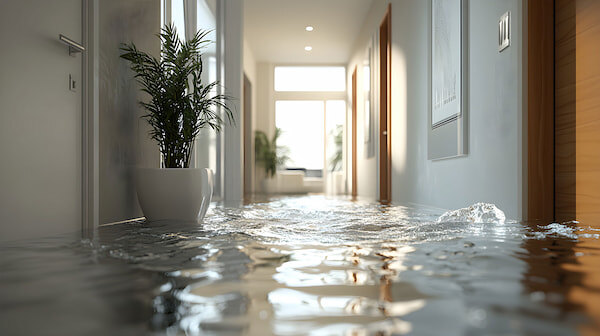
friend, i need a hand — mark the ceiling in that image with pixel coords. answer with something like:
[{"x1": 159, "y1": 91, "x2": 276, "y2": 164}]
[{"x1": 243, "y1": 0, "x2": 374, "y2": 64}]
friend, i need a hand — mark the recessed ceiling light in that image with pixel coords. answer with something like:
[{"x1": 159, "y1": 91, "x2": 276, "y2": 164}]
[
  {"x1": 304, "y1": 46, "x2": 313, "y2": 51},
  {"x1": 305, "y1": 26, "x2": 314, "y2": 32}
]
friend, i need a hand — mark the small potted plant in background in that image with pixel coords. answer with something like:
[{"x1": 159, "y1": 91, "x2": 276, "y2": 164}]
[
  {"x1": 255, "y1": 128, "x2": 289, "y2": 192},
  {"x1": 120, "y1": 24, "x2": 233, "y2": 223}
]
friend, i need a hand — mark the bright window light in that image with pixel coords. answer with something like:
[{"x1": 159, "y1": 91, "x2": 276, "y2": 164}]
[
  {"x1": 171, "y1": 0, "x2": 186, "y2": 40},
  {"x1": 274, "y1": 66, "x2": 346, "y2": 92},
  {"x1": 325, "y1": 101, "x2": 346, "y2": 171},
  {"x1": 276, "y1": 101, "x2": 324, "y2": 170}
]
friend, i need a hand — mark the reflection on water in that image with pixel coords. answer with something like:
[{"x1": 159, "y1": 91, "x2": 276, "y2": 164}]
[{"x1": 1, "y1": 195, "x2": 599, "y2": 335}]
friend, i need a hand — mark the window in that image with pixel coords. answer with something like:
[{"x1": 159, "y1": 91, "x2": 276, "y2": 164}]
[
  {"x1": 273, "y1": 65, "x2": 347, "y2": 190},
  {"x1": 276, "y1": 101, "x2": 325, "y2": 170},
  {"x1": 274, "y1": 66, "x2": 346, "y2": 92},
  {"x1": 171, "y1": 0, "x2": 186, "y2": 40},
  {"x1": 276, "y1": 100, "x2": 346, "y2": 174}
]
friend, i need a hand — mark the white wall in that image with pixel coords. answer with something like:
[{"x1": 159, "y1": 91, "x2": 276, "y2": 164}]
[
  {"x1": 348, "y1": 0, "x2": 524, "y2": 219},
  {"x1": 98, "y1": 0, "x2": 160, "y2": 224},
  {"x1": 254, "y1": 62, "x2": 275, "y2": 191},
  {"x1": 255, "y1": 63, "x2": 275, "y2": 136},
  {"x1": 243, "y1": 39, "x2": 258, "y2": 193},
  {"x1": 219, "y1": 0, "x2": 244, "y2": 201},
  {"x1": 346, "y1": 4, "x2": 387, "y2": 200}
]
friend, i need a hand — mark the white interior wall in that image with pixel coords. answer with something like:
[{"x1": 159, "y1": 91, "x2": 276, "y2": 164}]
[
  {"x1": 255, "y1": 63, "x2": 275, "y2": 136},
  {"x1": 254, "y1": 62, "x2": 275, "y2": 191},
  {"x1": 219, "y1": 0, "x2": 244, "y2": 202},
  {"x1": 348, "y1": 0, "x2": 524, "y2": 219},
  {"x1": 346, "y1": 4, "x2": 387, "y2": 200},
  {"x1": 243, "y1": 39, "x2": 258, "y2": 193},
  {"x1": 98, "y1": 0, "x2": 160, "y2": 224}
]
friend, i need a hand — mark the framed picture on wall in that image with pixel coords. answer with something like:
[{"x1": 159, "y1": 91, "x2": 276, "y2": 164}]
[
  {"x1": 428, "y1": 0, "x2": 468, "y2": 160},
  {"x1": 432, "y1": 0, "x2": 462, "y2": 127}
]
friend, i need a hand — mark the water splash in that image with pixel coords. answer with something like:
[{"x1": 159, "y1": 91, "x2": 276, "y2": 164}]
[{"x1": 437, "y1": 203, "x2": 506, "y2": 224}]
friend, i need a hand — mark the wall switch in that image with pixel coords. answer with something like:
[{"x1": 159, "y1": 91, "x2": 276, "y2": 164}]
[
  {"x1": 69, "y1": 74, "x2": 77, "y2": 92},
  {"x1": 499, "y1": 11, "x2": 510, "y2": 52}
]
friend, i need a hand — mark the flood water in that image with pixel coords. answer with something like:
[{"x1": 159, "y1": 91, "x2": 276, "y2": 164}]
[{"x1": 1, "y1": 195, "x2": 599, "y2": 335}]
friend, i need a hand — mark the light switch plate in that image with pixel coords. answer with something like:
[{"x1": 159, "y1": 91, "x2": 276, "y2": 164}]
[
  {"x1": 69, "y1": 74, "x2": 77, "y2": 92},
  {"x1": 499, "y1": 11, "x2": 510, "y2": 52}
]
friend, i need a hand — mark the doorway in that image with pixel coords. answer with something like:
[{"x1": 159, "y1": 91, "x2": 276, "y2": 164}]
[
  {"x1": 0, "y1": 0, "x2": 85, "y2": 241},
  {"x1": 379, "y1": 4, "x2": 392, "y2": 203}
]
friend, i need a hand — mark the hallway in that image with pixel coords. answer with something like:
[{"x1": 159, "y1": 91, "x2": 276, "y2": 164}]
[{"x1": 1, "y1": 0, "x2": 600, "y2": 334}]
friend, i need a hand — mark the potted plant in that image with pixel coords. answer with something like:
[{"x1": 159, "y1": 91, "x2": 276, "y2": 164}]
[
  {"x1": 120, "y1": 24, "x2": 233, "y2": 223},
  {"x1": 328, "y1": 124, "x2": 343, "y2": 172},
  {"x1": 255, "y1": 128, "x2": 289, "y2": 192}
]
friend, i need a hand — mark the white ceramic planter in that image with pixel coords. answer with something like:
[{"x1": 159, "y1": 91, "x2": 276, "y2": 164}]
[{"x1": 135, "y1": 168, "x2": 213, "y2": 223}]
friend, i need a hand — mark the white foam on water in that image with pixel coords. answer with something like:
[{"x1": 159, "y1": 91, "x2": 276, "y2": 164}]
[
  {"x1": 531, "y1": 222, "x2": 600, "y2": 240},
  {"x1": 437, "y1": 203, "x2": 506, "y2": 224},
  {"x1": 534, "y1": 223, "x2": 578, "y2": 239}
]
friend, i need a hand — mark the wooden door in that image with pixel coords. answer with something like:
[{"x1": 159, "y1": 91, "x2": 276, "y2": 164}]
[
  {"x1": 379, "y1": 4, "x2": 392, "y2": 203},
  {"x1": 351, "y1": 67, "x2": 358, "y2": 197},
  {"x1": 527, "y1": 0, "x2": 555, "y2": 223},
  {"x1": 555, "y1": 0, "x2": 600, "y2": 226}
]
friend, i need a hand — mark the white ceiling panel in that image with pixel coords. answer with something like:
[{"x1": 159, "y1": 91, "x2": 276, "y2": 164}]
[{"x1": 244, "y1": 0, "x2": 374, "y2": 64}]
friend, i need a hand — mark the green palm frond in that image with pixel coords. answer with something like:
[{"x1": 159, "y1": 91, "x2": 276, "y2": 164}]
[
  {"x1": 329, "y1": 125, "x2": 343, "y2": 172},
  {"x1": 120, "y1": 24, "x2": 234, "y2": 168}
]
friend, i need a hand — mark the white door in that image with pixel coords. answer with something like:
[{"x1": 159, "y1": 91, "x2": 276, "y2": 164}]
[{"x1": 0, "y1": 0, "x2": 83, "y2": 241}]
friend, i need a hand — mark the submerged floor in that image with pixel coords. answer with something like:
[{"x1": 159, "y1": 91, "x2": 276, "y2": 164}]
[{"x1": 1, "y1": 195, "x2": 600, "y2": 335}]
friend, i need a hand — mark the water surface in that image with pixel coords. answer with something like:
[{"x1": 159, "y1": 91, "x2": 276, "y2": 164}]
[{"x1": 1, "y1": 195, "x2": 599, "y2": 335}]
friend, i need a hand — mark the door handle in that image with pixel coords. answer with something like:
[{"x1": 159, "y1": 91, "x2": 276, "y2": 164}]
[
  {"x1": 382, "y1": 131, "x2": 388, "y2": 136},
  {"x1": 59, "y1": 34, "x2": 85, "y2": 56}
]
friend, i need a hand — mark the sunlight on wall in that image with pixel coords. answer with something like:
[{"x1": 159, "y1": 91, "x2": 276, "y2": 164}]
[{"x1": 391, "y1": 46, "x2": 408, "y2": 180}]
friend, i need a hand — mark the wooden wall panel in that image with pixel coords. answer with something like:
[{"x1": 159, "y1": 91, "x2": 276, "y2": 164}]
[
  {"x1": 574, "y1": 0, "x2": 600, "y2": 226},
  {"x1": 527, "y1": 0, "x2": 555, "y2": 223},
  {"x1": 555, "y1": 0, "x2": 600, "y2": 226},
  {"x1": 555, "y1": 0, "x2": 577, "y2": 222}
]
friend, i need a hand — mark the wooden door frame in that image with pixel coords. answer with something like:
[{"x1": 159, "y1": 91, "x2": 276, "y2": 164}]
[
  {"x1": 351, "y1": 66, "x2": 358, "y2": 197},
  {"x1": 526, "y1": 0, "x2": 555, "y2": 223},
  {"x1": 379, "y1": 4, "x2": 392, "y2": 202}
]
